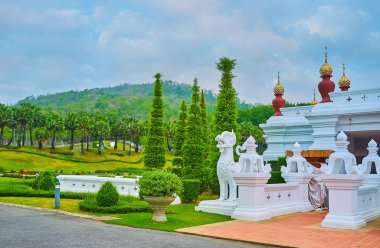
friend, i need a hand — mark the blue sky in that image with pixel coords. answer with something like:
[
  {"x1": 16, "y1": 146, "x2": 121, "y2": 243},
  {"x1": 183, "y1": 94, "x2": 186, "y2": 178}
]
[{"x1": 0, "y1": 0, "x2": 379, "y2": 105}]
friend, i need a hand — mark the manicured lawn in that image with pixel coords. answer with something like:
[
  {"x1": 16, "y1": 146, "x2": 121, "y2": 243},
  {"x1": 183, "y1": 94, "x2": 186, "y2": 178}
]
[
  {"x1": 104, "y1": 203, "x2": 231, "y2": 232},
  {"x1": 0, "y1": 196, "x2": 85, "y2": 214}
]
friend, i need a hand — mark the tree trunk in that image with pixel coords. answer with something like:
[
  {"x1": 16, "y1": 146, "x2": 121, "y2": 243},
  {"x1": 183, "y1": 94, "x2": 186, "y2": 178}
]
[
  {"x1": 123, "y1": 134, "x2": 126, "y2": 151},
  {"x1": 6, "y1": 129, "x2": 14, "y2": 146},
  {"x1": 98, "y1": 137, "x2": 102, "y2": 154},
  {"x1": 51, "y1": 130, "x2": 56, "y2": 150},
  {"x1": 81, "y1": 137, "x2": 85, "y2": 154},
  {"x1": 70, "y1": 130, "x2": 74, "y2": 150},
  {"x1": 0, "y1": 126, "x2": 4, "y2": 146},
  {"x1": 22, "y1": 126, "x2": 26, "y2": 146},
  {"x1": 86, "y1": 136, "x2": 90, "y2": 151},
  {"x1": 114, "y1": 135, "x2": 118, "y2": 150},
  {"x1": 135, "y1": 134, "x2": 139, "y2": 153},
  {"x1": 38, "y1": 140, "x2": 43, "y2": 150},
  {"x1": 29, "y1": 128, "x2": 34, "y2": 146}
]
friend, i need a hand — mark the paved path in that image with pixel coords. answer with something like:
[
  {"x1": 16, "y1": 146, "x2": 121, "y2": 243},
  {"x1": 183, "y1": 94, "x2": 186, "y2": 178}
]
[
  {"x1": 178, "y1": 211, "x2": 380, "y2": 248},
  {"x1": 0, "y1": 205, "x2": 270, "y2": 248}
]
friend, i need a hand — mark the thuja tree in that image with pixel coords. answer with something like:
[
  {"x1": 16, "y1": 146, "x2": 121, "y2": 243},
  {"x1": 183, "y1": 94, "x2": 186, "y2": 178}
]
[
  {"x1": 144, "y1": 73, "x2": 166, "y2": 169},
  {"x1": 210, "y1": 57, "x2": 239, "y2": 193},
  {"x1": 182, "y1": 78, "x2": 207, "y2": 189},
  {"x1": 173, "y1": 100, "x2": 187, "y2": 159},
  {"x1": 200, "y1": 90, "x2": 209, "y2": 160}
]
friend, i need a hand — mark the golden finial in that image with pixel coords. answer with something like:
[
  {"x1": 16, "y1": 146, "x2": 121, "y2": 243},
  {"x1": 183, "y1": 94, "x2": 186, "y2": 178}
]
[
  {"x1": 273, "y1": 71, "x2": 284, "y2": 94},
  {"x1": 319, "y1": 46, "x2": 333, "y2": 76},
  {"x1": 311, "y1": 88, "x2": 318, "y2": 105},
  {"x1": 339, "y1": 63, "x2": 351, "y2": 90}
]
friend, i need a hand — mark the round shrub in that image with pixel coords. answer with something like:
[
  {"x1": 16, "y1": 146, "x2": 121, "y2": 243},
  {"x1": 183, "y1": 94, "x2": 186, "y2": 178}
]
[
  {"x1": 97, "y1": 182, "x2": 119, "y2": 207},
  {"x1": 180, "y1": 179, "x2": 200, "y2": 203},
  {"x1": 38, "y1": 175, "x2": 55, "y2": 191},
  {"x1": 139, "y1": 171, "x2": 182, "y2": 197}
]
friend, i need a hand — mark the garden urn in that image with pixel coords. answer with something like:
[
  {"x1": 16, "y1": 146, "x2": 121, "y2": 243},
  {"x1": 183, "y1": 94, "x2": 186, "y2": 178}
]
[{"x1": 143, "y1": 196, "x2": 175, "y2": 222}]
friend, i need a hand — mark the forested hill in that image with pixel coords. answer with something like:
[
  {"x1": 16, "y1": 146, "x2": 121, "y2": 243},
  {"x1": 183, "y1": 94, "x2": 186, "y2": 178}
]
[{"x1": 19, "y1": 81, "x2": 252, "y2": 120}]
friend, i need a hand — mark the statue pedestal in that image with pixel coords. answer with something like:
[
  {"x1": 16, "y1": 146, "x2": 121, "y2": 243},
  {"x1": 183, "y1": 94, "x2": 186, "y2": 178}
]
[
  {"x1": 195, "y1": 200, "x2": 238, "y2": 216},
  {"x1": 231, "y1": 173, "x2": 271, "y2": 221},
  {"x1": 282, "y1": 173, "x2": 314, "y2": 212},
  {"x1": 321, "y1": 174, "x2": 366, "y2": 230},
  {"x1": 362, "y1": 174, "x2": 380, "y2": 219}
]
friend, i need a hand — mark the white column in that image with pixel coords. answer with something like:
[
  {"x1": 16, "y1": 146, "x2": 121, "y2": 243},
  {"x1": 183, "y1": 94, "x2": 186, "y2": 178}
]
[
  {"x1": 231, "y1": 173, "x2": 271, "y2": 221},
  {"x1": 321, "y1": 174, "x2": 366, "y2": 230},
  {"x1": 282, "y1": 173, "x2": 314, "y2": 212}
]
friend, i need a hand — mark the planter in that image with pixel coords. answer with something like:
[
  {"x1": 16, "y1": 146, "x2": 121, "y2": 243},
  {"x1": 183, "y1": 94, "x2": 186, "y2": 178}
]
[{"x1": 143, "y1": 196, "x2": 175, "y2": 222}]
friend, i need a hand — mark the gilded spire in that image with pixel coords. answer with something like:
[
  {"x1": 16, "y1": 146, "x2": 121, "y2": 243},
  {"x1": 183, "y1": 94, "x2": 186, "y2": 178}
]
[
  {"x1": 339, "y1": 63, "x2": 351, "y2": 91},
  {"x1": 273, "y1": 71, "x2": 284, "y2": 94},
  {"x1": 319, "y1": 46, "x2": 333, "y2": 76},
  {"x1": 310, "y1": 88, "x2": 318, "y2": 105}
]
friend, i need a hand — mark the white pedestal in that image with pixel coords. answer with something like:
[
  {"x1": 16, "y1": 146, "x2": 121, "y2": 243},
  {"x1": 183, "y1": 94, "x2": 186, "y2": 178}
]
[
  {"x1": 321, "y1": 174, "x2": 366, "y2": 230},
  {"x1": 282, "y1": 173, "x2": 314, "y2": 212},
  {"x1": 231, "y1": 173, "x2": 271, "y2": 221},
  {"x1": 195, "y1": 200, "x2": 238, "y2": 216},
  {"x1": 362, "y1": 174, "x2": 380, "y2": 218}
]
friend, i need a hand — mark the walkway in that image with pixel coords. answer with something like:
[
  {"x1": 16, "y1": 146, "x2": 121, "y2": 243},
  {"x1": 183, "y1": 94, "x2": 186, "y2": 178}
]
[{"x1": 177, "y1": 211, "x2": 380, "y2": 248}]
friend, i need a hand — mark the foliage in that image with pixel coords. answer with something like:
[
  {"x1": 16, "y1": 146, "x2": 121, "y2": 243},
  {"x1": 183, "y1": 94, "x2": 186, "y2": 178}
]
[
  {"x1": 37, "y1": 172, "x2": 55, "y2": 191},
  {"x1": 138, "y1": 171, "x2": 182, "y2": 197},
  {"x1": 104, "y1": 203, "x2": 230, "y2": 232},
  {"x1": 173, "y1": 100, "x2": 187, "y2": 157},
  {"x1": 96, "y1": 181, "x2": 119, "y2": 207},
  {"x1": 210, "y1": 57, "x2": 239, "y2": 193},
  {"x1": 182, "y1": 78, "x2": 208, "y2": 191},
  {"x1": 144, "y1": 73, "x2": 166, "y2": 169},
  {"x1": 79, "y1": 195, "x2": 150, "y2": 213},
  {"x1": 180, "y1": 179, "x2": 200, "y2": 203},
  {"x1": 267, "y1": 157, "x2": 286, "y2": 184}
]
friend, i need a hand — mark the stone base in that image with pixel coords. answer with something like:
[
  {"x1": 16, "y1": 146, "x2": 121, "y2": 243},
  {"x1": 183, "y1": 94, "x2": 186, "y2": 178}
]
[
  {"x1": 297, "y1": 202, "x2": 315, "y2": 212},
  {"x1": 195, "y1": 200, "x2": 238, "y2": 216},
  {"x1": 321, "y1": 213, "x2": 366, "y2": 230},
  {"x1": 232, "y1": 206, "x2": 271, "y2": 221}
]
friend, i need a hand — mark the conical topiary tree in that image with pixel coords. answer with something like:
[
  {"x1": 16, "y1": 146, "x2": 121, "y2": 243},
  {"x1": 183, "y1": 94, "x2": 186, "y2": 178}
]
[
  {"x1": 182, "y1": 78, "x2": 206, "y2": 189},
  {"x1": 97, "y1": 182, "x2": 119, "y2": 207},
  {"x1": 174, "y1": 100, "x2": 187, "y2": 157},
  {"x1": 210, "y1": 57, "x2": 239, "y2": 193},
  {"x1": 144, "y1": 73, "x2": 166, "y2": 169}
]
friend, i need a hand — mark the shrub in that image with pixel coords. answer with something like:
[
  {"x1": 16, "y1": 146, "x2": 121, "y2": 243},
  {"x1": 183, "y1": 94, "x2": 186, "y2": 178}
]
[
  {"x1": 180, "y1": 179, "x2": 200, "y2": 202},
  {"x1": 97, "y1": 182, "x2": 119, "y2": 207},
  {"x1": 139, "y1": 171, "x2": 182, "y2": 197},
  {"x1": 268, "y1": 171, "x2": 286, "y2": 184},
  {"x1": 79, "y1": 195, "x2": 151, "y2": 213},
  {"x1": 110, "y1": 152, "x2": 126, "y2": 157},
  {"x1": 38, "y1": 174, "x2": 55, "y2": 191},
  {"x1": 0, "y1": 167, "x2": 5, "y2": 173}
]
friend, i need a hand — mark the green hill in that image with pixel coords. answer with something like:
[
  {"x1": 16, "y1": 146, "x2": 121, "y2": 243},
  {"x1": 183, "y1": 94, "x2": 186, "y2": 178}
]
[{"x1": 19, "y1": 81, "x2": 251, "y2": 120}]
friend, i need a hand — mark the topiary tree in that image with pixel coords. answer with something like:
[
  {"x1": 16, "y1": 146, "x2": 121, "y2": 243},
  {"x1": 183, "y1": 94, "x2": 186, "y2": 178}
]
[
  {"x1": 182, "y1": 78, "x2": 207, "y2": 190},
  {"x1": 173, "y1": 100, "x2": 187, "y2": 170},
  {"x1": 180, "y1": 179, "x2": 201, "y2": 202},
  {"x1": 36, "y1": 172, "x2": 55, "y2": 191},
  {"x1": 210, "y1": 57, "x2": 239, "y2": 194},
  {"x1": 139, "y1": 171, "x2": 182, "y2": 197},
  {"x1": 97, "y1": 182, "x2": 119, "y2": 207},
  {"x1": 144, "y1": 73, "x2": 166, "y2": 169}
]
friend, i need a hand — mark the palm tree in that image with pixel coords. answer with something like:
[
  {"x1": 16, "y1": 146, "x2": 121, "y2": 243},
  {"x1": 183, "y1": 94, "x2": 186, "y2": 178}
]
[
  {"x1": 18, "y1": 103, "x2": 33, "y2": 146},
  {"x1": 65, "y1": 112, "x2": 79, "y2": 151},
  {"x1": 45, "y1": 113, "x2": 64, "y2": 150},
  {"x1": 0, "y1": 104, "x2": 11, "y2": 146},
  {"x1": 77, "y1": 112, "x2": 90, "y2": 154},
  {"x1": 92, "y1": 114, "x2": 110, "y2": 155}
]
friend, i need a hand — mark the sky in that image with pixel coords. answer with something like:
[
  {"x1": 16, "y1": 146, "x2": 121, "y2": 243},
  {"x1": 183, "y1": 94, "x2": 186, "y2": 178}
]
[{"x1": 0, "y1": 0, "x2": 379, "y2": 105}]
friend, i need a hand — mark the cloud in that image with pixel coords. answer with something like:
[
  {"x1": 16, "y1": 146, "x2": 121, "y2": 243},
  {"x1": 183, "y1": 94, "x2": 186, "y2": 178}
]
[{"x1": 0, "y1": 0, "x2": 379, "y2": 106}]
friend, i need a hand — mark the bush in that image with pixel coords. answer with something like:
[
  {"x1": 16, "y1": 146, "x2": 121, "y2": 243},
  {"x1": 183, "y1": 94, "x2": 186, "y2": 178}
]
[
  {"x1": 180, "y1": 179, "x2": 200, "y2": 202},
  {"x1": 79, "y1": 195, "x2": 151, "y2": 213},
  {"x1": 0, "y1": 167, "x2": 5, "y2": 173},
  {"x1": 110, "y1": 152, "x2": 126, "y2": 157},
  {"x1": 97, "y1": 182, "x2": 119, "y2": 207},
  {"x1": 38, "y1": 174, "x2": 55, "y2": 191},
  {"x1": 268, "y1": 171, "x2": 286, "y2": 184},
  {"x1": 139, "y1": 171, "x2": 182, "y2": 197}
]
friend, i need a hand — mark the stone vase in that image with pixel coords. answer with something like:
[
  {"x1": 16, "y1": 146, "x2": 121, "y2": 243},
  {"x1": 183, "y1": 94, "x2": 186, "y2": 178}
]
[{"x1": 143, "y1": 196, "x2": 175, "y2": 222}]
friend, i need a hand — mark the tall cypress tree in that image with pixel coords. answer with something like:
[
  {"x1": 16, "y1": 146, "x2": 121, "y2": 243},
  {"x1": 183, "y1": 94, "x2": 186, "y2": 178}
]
[
  {"x1": 200, "y1": 90, "x2": 208, "y2": 157},
  {"x1": 144, "y1": 73, "x2": 166, "y2": 169},
  {"x1": 182, "y1": 78, "x2": 205, "y2": 183},
  {"x1": 210, "y1": 57, "x2": 239, "y2": 193},
  {"x1": 174, "y1": 100, "x2": 187, "y2": 157}
]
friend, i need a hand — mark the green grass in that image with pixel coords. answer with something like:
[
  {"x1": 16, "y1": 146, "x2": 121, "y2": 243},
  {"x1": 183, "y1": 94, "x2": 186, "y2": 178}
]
[
  {"x1": 0, "y1": 143, "x2": 174, "y2": 173},
  {"x1": 104, "y1": 203, "x2": 231, "y2": 232}
]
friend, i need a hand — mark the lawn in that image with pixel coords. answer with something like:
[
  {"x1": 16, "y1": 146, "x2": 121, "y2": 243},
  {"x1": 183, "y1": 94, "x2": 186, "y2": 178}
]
[
  {"x1": 0, "y1": 142, "x2": 174, "y2": 173},
  {"x1": 104, "y1": 203, "x2": 231, "y2": 232}
]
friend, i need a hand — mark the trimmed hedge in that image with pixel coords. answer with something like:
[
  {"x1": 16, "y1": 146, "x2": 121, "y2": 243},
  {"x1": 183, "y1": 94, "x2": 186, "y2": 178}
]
[
  {"x1": 139, "y1": 171, "x2": 182, "y2": 197},
  {"x1": 180, "y1": 179, "x2": 200, "y2": 203},
  {"x1": 268, "y1": 171, "x2": 286, "y2": 184},
  {"x1": 97, "y1": 182, "x2": 119, "y2": 207},
  {"x1": 267, "y1": 157, "x2": 286, "y2": 184},
  {"x1": 79, "y1": 196, "x2": 151, "y2": 213}
]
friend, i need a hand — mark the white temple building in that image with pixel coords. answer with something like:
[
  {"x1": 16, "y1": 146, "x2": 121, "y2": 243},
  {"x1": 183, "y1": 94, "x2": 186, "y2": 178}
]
[{"x1": 260, "y1": 48, "x2": 380, "y2": 165}]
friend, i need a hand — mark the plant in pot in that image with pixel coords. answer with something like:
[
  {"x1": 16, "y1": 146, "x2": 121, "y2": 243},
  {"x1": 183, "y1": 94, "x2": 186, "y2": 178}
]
[{"x1": 139, "y1": 171, "x2": 182, "y2": 222}]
